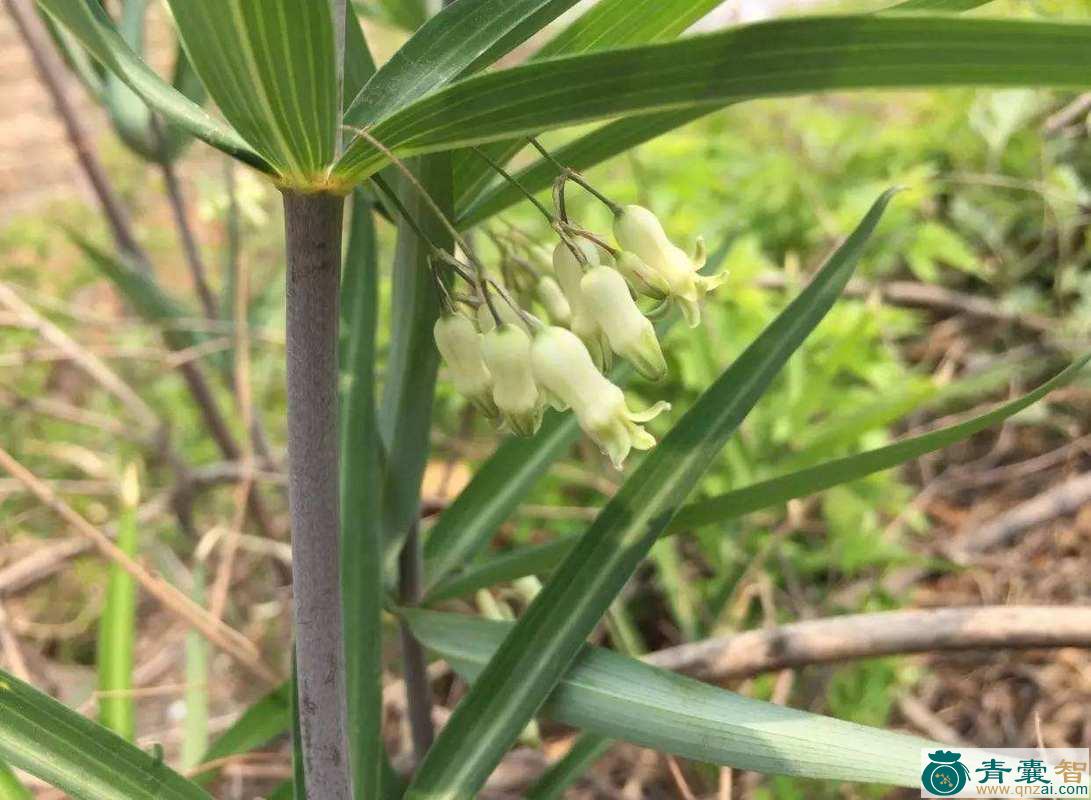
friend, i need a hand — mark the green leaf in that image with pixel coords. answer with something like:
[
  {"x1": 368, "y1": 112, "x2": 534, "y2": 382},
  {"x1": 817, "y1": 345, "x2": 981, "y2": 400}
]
[
  {"x1": 0, "y1": 669, "x2": 210, "y2": 800},
  {"x1": 36, "y1": 0, "x2": 264, "y2": 171},
  {"x1": 0, "y1": 759, "x2": 31, "y2": 800},
  {"x1": 524, "y1": 733, "x2": 611, "y2": 800},
  {"x1": 339, "y1": 190, "x2": 385, "y2": 800},
  {"x1": 458, "y1": 0, "x2": 992, "y2": 225},
  {"x1": 426, "y1": 354, "x2": 1089, "y2": 600},
  {"x1": 97, "y1": 469, "x2": 138, "y2": 741},
  {"x1": 422, "y1": 411, "x2": 580, "y2": 594},
  {"x1": 378, "y1": 159, "x2": 453, "y2": 564},
  {"x1": 405, "y1": 190, "x2": 898, "y2": 799},
  {"x1": 453, "y1": 0, "x2": 721, "y2": 208},
  {"x1": 165, "y1": 0, "x2": 339, "y2": 187},
  {"x1": 371, "y1": 0, "x2": 428, "y2": 32},
  {"x1": 404, "y1": 610, "x2": 932, "y2": 786},
  {"x1": 346, "y1": 0, "x2": 580, "y2": 130},
  {"x1": 199, "y1": 684, "x2": 290, "y2": 772},
  {"x1": 334, "y1": 16, "x2": 1091, "y2": 184},
  {"x1": 458, "y1": 109, "x2": 705, "y2": 228},
  {"x1": 344, "y1": 5, "x2": 377, "y2": 104}
]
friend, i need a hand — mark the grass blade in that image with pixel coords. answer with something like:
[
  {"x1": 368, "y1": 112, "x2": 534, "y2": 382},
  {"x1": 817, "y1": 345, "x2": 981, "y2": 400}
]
[
  {"x1": 165, "y1": 0, "x2": 339, "y2": 187},
  {"x1": 427, "y1": 354, "x2": 1089, "y2": 600},
  {"x1": 524, "y1": 733, "x2": 611, "y2": 800},
  {"x1": 379, "y1": 157, "x2": 453, "y2": 564},
  {"x1": 36, "y1": 0, "x2": 263, "y2": 170},
  {"x1": 340, "y1": 189, "x2": 385, "y2": 800},
  {"x1": 199, "y1": 684, "x2": 290, "y2": 775},
  {"x1": 405, "y1": 609, "x2": 933, "y2": 787},
  {"x1": 0, "y1": 669, "x2": 210, "y2": 800},
  {"x1": 0, "y1": 760, "x2": 31, "y2": 800},
  {"x1": 453, "y1": 0, "x2": 721, "y2": 209},
  {"x1": 345, "y1": 0, "x2": 580, "y2": 129},
  {"x1": 405, "y1": 190, "x2": 898, "y2": 798},
  {"x1": 181, "y1": 565, "x2": 209, "y2": 771},
  {"x1": 334, "y1": 16, "x2": 1091, "y2": 184},
  {"x1": 97, "y1": 462, "x2": 139, "y2": 741}
]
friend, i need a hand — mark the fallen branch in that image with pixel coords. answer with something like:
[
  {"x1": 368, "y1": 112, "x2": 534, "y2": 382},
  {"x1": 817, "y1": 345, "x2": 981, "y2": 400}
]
[
  {"x1": 644, "y1": 605, "x2": 1091, "y2": 682},
  {"x1": 951, "y1": 471, "x2": 1091, "y2": 557}
]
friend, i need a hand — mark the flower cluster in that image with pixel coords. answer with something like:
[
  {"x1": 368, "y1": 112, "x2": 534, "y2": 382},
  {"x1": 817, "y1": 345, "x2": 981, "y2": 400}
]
[{"x1": 433, "y1": 190, "x2": 725, "y2": 468}]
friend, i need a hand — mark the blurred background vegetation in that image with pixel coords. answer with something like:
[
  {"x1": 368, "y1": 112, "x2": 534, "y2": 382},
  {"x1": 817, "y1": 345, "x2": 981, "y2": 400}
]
[{"x1": 1, "y1": 1, "x2": 1089, "y2": 797}]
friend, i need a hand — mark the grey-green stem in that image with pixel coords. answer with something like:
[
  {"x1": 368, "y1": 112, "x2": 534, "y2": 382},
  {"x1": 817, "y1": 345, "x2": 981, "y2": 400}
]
[{"x1": 283, "y1": 190, "x2": 352, "y2": 800}]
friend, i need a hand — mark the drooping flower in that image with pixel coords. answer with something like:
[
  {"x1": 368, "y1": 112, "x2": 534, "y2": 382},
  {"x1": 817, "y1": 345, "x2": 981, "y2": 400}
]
[
  {"x1": 530, "y1": 326, "x2": 669, "y2": 467},
  {"x1": 613, "y1": 204, "x2": 726, "y2": 326},
  {"x1": 580, "y1": 264, "x2": 666, "y2": 381},
  {"x1": 552, "y1": 239, "x2": 611, "y2": 370},
  {"x1": 535, "y1": 275, "x2": 571, "y2": 326},
  {"x1": 480, "y1": 323, "x2": 543, "y2": 436},
  {"x1": 434, "y1": 313, "x2": 497, "y2": 416}
]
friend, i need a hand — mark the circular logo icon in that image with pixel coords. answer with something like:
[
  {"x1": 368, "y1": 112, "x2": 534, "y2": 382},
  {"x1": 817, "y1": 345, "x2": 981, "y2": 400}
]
[{"x1": 922, "y1": 751, "x2": 970, "y2": 796}]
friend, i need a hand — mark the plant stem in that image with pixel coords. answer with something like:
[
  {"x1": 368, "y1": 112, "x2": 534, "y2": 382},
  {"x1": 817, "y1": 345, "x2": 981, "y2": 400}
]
[
  {"x1": 282, "y1": 190, "x2": 351, "y2": 800},
  {"x1": 398, "y1": 521, "x2": 434, "y2": 765}
]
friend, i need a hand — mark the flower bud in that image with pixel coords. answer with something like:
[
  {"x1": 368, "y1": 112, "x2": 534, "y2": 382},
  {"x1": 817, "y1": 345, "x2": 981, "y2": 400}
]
[
  {"x1": 481, "y1": 324, "x2": 543, "y2": 437},
  {"x1": 530, "y1": 326, "x2": 669, "y2": 467},
  {"x1": 580, "y1": 265, "x2": 666, "y2": 381},
  {"x1": 613, "y1": 205, "x2": 725, "y2": 327},
  {"x1": 535, "y1": 275, "x2": 571, "y2": 326},
  {"x1": 434, "y1": 314, "x2": 497, "y2": 416}
]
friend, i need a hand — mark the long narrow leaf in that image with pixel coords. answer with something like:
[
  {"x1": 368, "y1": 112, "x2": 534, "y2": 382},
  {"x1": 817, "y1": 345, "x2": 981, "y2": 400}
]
[
  {"x1": 524, "y1": 733, "x2": 611, "y2": 800},
  {"x1": 406, "y1": 190, "x2": 898, "y2": 797},
  {"x1": 379, "y1": 158, "x2": 453, "y2": 564},
  {"x1": 334, "y1": 16, "x2": 1091, "y2": 184},
  {"x1": 405, "y1": 610, "x2": 932, "y2": 786},
  {"x1": 426, "y1": 354, "x2": 1089, "y2": 600},
  {"x1": 340, "y1": 189, "x2": 385, "y2": 800},
  {"x1": 36, "y1": 0, "x2": 263, "y2": 170},
  {"x1": 458, "y1": 108, "x2": 705, "y2": 228},
  {"x1": 96, "y1": 464, "x2": 139, "y2": 740},
  {"x1": 346, "y1": 0, "x2": 580, "y2": 129},
  {"x1": 422, "y1": 411, "x2": 579, "y2": 593},
  {"x1": 0, "y1": 760, "x2": 31, "y2": 800},
  {"x1": 165, "y1": 0, "x2": 339, "y2": 186},
  {"x1": 0, "y1": 669, "x2": 210, "y2": 800},
  {"x1": 453, "y1": 0, "x2": 721, "y2": 207},
  {"x1": 199, "y1": 684, "x2": 290, "y2": 772},
  {"x1": 458, "y1": 0, "x2": 993, "y2": 225}
]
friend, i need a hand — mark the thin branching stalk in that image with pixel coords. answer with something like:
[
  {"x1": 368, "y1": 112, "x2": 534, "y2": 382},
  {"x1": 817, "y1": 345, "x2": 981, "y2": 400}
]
[
  {"x1": 282, "y1": 190, "x2": 352, "y2": 800},
  {"x1": 160, "y1": 157, "x2": 217, "y2": 318},
  {"x1": 6, "y1": 0, "x2": 145, "y2": 270}
]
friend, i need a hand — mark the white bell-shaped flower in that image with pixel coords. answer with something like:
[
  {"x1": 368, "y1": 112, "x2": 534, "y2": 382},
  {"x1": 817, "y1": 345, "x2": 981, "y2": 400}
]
[
  {"x1": 613, "y1": 204, "x2": 726, "y2": 327},
  {"x1": 530, "y1": 326, "x2": 669, "y2": 467},
  {"x1": 580, "y1": 265, "x2": 666, "y2": 381},
  {"x1": 481, "y1": 324, "x2": 543, "y2": 436},
  {"x1": 552, "y1": 239, "x2": 611, "y2": 370},
  {"x1": 535, "y1": 275, "x2": 571, "y2": 326},
  {"x1": 434, "y1": 313, "x2": 497, "y2": 416},
  {"x1": 615, "y1": 250, "x2": 671, "y2": 299}
]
